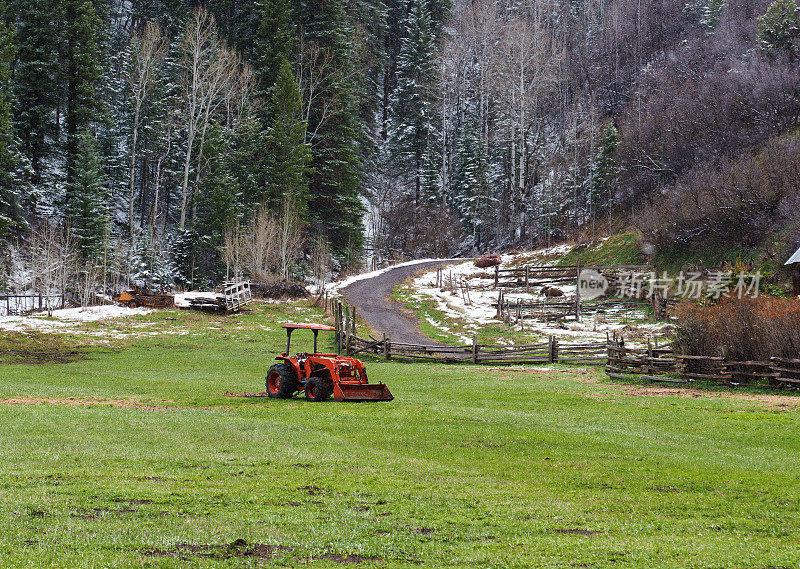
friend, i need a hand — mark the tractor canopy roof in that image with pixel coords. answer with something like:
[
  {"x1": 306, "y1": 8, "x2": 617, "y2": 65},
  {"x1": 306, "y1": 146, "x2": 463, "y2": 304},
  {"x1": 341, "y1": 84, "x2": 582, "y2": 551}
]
[{"x1": 282, "y1": 323, "x2": 336, "y2": 331}]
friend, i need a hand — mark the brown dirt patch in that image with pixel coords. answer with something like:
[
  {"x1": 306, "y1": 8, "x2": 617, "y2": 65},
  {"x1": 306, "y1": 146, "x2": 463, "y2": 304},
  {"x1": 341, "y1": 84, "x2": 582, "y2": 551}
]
[
  {"x1": 143, "y1": 540, "x2": 293, "y2": 560},
  {"x1": 619, "y1": 385, "x2": 800, "y2": 409},
  {"x1": 587, "y1": 385, "x2": 800, "y2": 410},
  {"x1": 413, "y1": 528, "x2": 435, "y2": 535},
  {"x1": 223, "y1": 391, "x2": 269, "y2": 398},
  {"x1": 552, "y1": 528, "x2": 601, "y2": 536},
  {"x1": 0, "y1": 396, "x2": 172, "y2": 411},
  {"x1": 315, "y1": 553, "x2": 383, "y2": 564},
  {"x1": 0, "y1": 396, "x2": 231, "y2": 412}
]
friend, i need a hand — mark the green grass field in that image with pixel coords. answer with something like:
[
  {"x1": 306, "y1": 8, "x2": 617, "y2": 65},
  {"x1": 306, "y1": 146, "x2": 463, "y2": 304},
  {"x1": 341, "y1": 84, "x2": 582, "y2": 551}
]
[{"x1": 1, "y1": 302, "x2": 799, "y2": 568}]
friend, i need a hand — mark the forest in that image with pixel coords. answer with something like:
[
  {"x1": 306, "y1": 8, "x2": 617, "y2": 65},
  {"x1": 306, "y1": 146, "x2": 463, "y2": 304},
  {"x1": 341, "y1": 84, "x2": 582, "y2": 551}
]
[{"x1": 1, "y1": 0, "x2": 799, "y2": 290}]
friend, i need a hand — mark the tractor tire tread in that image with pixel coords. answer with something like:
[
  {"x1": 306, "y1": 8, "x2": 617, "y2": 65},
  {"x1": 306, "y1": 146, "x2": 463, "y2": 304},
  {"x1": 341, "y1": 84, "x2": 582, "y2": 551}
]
[{"x1": 266, "y1": 363, "x2": 298, "y2": 399}]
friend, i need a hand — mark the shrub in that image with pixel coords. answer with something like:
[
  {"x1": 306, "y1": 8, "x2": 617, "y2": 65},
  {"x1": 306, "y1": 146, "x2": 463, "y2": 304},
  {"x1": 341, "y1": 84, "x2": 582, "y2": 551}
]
[{"x1": 674, "y1": 297, "x2": 800, "y2": 360}]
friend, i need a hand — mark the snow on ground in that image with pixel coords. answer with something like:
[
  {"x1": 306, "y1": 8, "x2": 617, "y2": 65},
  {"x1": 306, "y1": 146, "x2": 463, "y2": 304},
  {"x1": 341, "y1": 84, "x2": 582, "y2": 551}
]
[
  {"x1": 330, "y1": 258, "x2": 461, "y2": 292},
  {"x1": 406, "y1": 247, "x2": 672, "y2": 346},
  {"x1": 0, "y1": 304, "x2": 153, "y2": 333}
]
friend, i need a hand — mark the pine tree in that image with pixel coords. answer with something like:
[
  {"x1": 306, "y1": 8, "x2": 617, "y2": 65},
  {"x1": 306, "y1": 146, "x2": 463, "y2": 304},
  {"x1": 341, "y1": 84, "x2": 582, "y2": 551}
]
[
  {"x1": 64, "y1": 0, "x2": 101, "y2": 189},
  {"x1": 589, "y1": 122, "x2": 620, "y2": 224},
  {"x1": 11, "y1": 0, "x2": 62, "y2": 183},
  {"x1": 391, "y1": 0, "x2": 437, "y2": 201},
  {"x1": 254, "y1": 0, "x2": 296, "y2": 99},
  {"x1": 64, "y1": 129, "x2": 108, "y2": 260},
  {"x1": 757, "y1": 0, "x2": 800, "y2": 54},
  {"x1": 195, "y1": 124, "x2": 240, "y2": 237},
  {"x1": 265, "y1": 59, "x2": 311, "y2": 214},
  {"x1": 298, "y1": 0, "x2": 364, "y2": 259},
  {"x1": 0, "y1": 0, "x2": 27, "y2": 241}
]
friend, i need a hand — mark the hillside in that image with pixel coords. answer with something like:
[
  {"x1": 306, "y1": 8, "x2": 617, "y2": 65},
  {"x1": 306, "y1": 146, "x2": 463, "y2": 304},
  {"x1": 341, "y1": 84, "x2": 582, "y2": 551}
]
[{"x1": 1, "y1": 0, "x2": 800, "y2": 292}]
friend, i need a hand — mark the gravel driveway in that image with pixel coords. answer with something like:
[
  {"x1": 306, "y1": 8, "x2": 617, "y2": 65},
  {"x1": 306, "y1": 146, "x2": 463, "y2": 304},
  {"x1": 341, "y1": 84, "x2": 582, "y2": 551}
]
[{"x1": 339, "y1": 260, "x2": 460, "y2": 346}]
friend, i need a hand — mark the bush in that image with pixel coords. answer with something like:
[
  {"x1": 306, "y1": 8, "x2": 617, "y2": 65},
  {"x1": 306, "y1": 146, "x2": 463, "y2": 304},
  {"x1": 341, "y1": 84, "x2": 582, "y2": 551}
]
[{"x1": 675, "y1": 297, "x2": 800, "y2": 360}]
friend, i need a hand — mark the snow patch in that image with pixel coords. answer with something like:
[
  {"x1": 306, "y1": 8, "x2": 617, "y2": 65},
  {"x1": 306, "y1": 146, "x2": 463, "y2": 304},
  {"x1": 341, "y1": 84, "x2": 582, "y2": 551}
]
[
  {"x1": 331, "y1": 258, "x2": 462, "y2": 292},
  {"x1": 0, "y1": 304, "x2": 152, "y2": 332}
]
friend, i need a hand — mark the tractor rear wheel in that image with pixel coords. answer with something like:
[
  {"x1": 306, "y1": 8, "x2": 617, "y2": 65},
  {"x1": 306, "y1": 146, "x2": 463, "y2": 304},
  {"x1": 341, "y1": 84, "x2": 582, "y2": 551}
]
[
  {"x1": 127, "y1": 300, "x2": 139, "y2": 308},
  {"x1": 266, "y1": 364, "x2": 298, "y2": 399},
  {"x1": 304, "y1": 376, "x2": 332, "y2": 402}
]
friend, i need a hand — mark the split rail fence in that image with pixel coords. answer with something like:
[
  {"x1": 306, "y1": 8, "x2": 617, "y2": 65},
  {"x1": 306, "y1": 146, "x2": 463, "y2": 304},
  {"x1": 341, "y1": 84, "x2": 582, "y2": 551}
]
[
  {"x1": 493, "y1": 263, "x2": 671, "y2": 322},
  {"x1": 326, "y1": 299, "x2": 800, "y2": 390},
  {"x1": 329, "y1": 299, "x2": 605, "y2": 365},
  {"x1": 606, "y1": 333, "x2": 800, "y2": 389}
]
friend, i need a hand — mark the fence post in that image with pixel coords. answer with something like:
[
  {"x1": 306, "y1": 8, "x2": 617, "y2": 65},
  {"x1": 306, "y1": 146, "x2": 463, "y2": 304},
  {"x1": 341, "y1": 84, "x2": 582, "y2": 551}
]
[
  {"x1": 385, "y1": 336, "x2": 391, "y2": 360},
  {"x1": 494, "y1": 265, "x2": 499, "y2": 288},
  {"x1": 336, "y1": 302, "x2": 342, "y2": 355},
  {"x1": 548, "y1": 336, "x2": 555, "y2": 363},
  {"x1": 647, "y1": 338, "x2": 654, "y2": 375},
  {"x1": 575, "y1": 261, "x2": 582, "y2": 322},
  {"x1": 525, "y1": 266, "x2": 529, "y2": 287},
  {"x1": 351, "y1": 305, "x2": 357, "y2": 336},
  {"x1": 383, "y1": 333, "x2": 389, "y2": 360},
  {"x1": 472, "y1": 335, "x2": 479, "y2": 364}
]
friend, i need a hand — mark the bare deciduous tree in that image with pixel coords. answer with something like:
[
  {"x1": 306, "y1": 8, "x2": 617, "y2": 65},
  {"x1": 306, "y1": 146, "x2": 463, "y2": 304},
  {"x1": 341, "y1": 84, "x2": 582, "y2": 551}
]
[{"x1": 126, "y1": 21, "x2": 167, "y2": 240}]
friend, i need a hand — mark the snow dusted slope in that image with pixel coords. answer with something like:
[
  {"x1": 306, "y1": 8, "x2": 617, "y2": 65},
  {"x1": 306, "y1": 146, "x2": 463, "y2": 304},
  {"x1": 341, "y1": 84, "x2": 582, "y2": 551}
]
[{"x1": 405, "y1": 243, "x2": 673, "y2": 345}]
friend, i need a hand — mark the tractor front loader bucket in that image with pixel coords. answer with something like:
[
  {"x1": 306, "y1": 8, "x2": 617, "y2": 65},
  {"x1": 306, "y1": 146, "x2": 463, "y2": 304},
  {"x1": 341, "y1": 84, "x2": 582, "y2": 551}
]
[{"x1": 333, "y1": 382, "x2": 394, "y2": 402}]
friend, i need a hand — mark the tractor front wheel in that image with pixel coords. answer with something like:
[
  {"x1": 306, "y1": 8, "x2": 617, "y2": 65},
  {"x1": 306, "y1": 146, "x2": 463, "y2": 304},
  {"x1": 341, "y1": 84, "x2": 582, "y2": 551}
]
[
  {"x1": 304, "y1": 376, "x2": 332, "y2": 402},
  {"x1": 266, "y1": 364, "x2": 298, "y2": 399},
  {"x1": 127, "y1": 300, "x2": 139, "y2": 309}
]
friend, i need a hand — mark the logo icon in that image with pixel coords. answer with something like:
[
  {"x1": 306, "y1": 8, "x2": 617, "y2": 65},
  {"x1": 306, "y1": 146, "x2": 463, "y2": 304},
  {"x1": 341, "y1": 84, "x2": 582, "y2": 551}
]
[{"x1": 577, "y1": 269, "x2": 608, "y2": 300}]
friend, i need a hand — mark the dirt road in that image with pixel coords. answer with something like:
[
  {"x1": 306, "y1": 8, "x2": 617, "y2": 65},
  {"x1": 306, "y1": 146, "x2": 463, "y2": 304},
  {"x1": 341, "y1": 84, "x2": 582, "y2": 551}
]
[{"x1": 339, "y1": 260, "x2": 459, "y2": 346}]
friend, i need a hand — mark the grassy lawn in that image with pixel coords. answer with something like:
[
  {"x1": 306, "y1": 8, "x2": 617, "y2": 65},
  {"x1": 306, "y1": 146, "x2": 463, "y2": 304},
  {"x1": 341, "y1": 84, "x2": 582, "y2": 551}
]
[
  {"x1": 1, "y1": 302, "x2": 799, "y2": 567},
  {"x1": 390, "y1": 284, "x2": 546, "y2": 346}
]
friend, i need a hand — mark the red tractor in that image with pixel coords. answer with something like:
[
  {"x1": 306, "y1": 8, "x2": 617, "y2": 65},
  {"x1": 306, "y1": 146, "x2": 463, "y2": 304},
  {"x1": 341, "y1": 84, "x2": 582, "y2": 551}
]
[{"x1": 266, "y1": 323, "x2": 393, "y2": 402}]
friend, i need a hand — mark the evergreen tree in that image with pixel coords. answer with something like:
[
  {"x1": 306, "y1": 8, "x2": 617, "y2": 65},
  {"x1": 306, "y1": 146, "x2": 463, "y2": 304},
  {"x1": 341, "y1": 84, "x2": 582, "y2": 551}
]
[
  {"x1": 390, "y1": 0, "x2": 437, "y2": 201},
  {"x1": 64, "y1": 0, "x2": 101, "y2": 189},
  {"x1": 264, "y1": 58, "x2": 311, "y2": 214},
  {"x1": 589, "y1": 122, "x2": 620, "y2": 222},
  {"x1": 0, "y1": 0, "x2": 28, "y2": 242},
  {"x1": 451, "y1": 119, "x2": 495, "y2": 250},
  {"x1": 11, "y1": 0, "x2": 62, "y2": 183},
  {"x1": 64, "y1": 129, "x2": 108, "y2": 259},
  {"x1": 254, "y1": 0, "x2": 296, "y2": 99},
  {"x1": 757, "y1": 0, "x2": 800, "y2": 54},
  {"x1": 195, "y1": 125, "x2": 239, "y2": 237},
  {"x1": 298, "y1": 0, "x2": 364, "y2": 259}
]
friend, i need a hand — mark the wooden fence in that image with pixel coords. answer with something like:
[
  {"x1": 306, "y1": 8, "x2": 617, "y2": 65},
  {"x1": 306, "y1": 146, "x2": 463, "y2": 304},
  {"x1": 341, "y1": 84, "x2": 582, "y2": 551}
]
[
  {"x1": 493, "y1": 263, "x2": 671, "y2": 323},
  {"x1": 326, "y1": 300, "x2": 800, "y2": 389},
  {"x1": 0, "y1": 294, "x2": 67, "y2": 316},
  {"x1": 329, "y1": 298, "x2": 605, "y2": 365},
  {"x1": 493, "y1": 264, "x2": 655, "y2": 288},
  {"x1": 605, "y1": 334, "x2": 800, "y2": 389}
]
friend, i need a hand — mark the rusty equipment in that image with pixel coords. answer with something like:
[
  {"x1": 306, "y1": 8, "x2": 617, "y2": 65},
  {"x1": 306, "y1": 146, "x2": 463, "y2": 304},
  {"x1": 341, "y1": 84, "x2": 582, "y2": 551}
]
[
  {"x1": 265, "y1": 323, "x2": 393, "y2": 402},
  {"x1": 114, "y1": 286, "x2": 174, "y2": 309}
]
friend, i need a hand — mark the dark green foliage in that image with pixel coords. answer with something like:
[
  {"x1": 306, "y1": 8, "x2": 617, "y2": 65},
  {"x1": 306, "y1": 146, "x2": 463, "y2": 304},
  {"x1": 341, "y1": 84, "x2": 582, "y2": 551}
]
[
  {"x1": 195, "y1": 125, "x2": 240, "y2": 237},
  {"x1": 11, "y1": 0, "x2": 62, "y2": 182},
  {"x1": 590, "y1": 122, "x2": 620, "y2": 219},
  {"x1": 757, "y1": 0, "x2": 800, "y2": 54},
  {"x1": 298, "y1": 0, "x2": 364, "y2": 259},
  {"x1": 254, "y1": 0, "x2": 296, "y2": 99},
  {"x1": 64, "y1": 0, "x2": 101, "y2": 189},
  {"x1": 390, "y1": 0, "x2": 437, "y2": 199},
  {"x1": 264, "y1": 59, "x2": 311, "y2": 214},
  {"x1": 170, "y1": 228, "x2": 225, "y2": 290},
  {"x1": 64, "y1": 130, "x2": 108, "y2": 259},
  {"x1": 0, "y1": 0, "x2": 27, "y2": 242}
]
